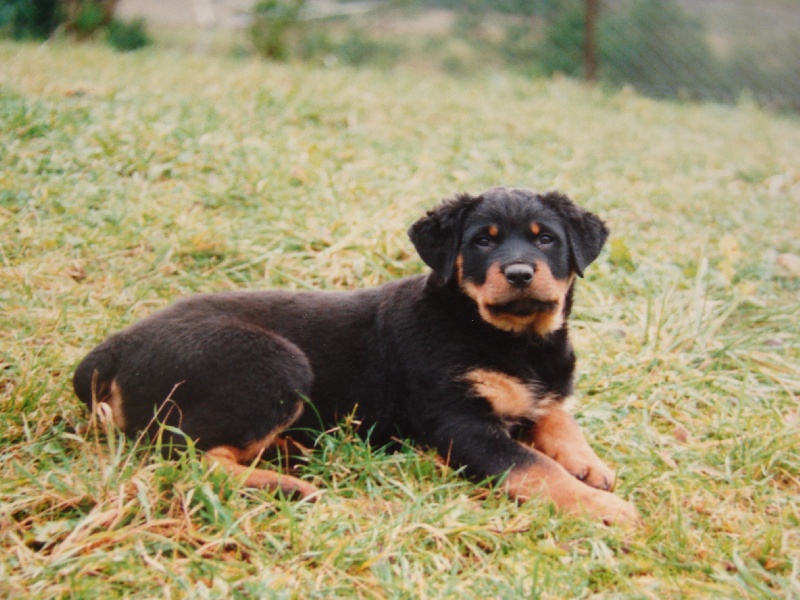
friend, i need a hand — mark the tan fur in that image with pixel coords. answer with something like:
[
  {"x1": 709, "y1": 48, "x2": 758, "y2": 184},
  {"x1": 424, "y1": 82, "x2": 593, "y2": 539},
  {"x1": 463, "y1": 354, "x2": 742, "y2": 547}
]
[
  {"x1": 464, "y1": 368, "x2": 559, "y2": 422},
  {"x1": 104, "y1": 380, "x2": 127, "y2": 430},
  {"x1": 205, "y1": 402, "x2": 318, "y2": 498},
  {"x1": 455, "y1": 254, "x2": 465, "y2": 281},
  {"x1": 504, "y1": 452, "x2": 638, "y2": 525},
  {"x1": 205, "y1": 446, "x2": 318, "y2": 498}
]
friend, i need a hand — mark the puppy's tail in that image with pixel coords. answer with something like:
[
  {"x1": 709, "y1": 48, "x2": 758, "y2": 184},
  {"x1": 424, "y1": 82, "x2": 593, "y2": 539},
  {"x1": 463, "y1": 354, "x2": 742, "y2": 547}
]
[{"x1": 73, "y1": 338, "x2": 120, "y2": 410}]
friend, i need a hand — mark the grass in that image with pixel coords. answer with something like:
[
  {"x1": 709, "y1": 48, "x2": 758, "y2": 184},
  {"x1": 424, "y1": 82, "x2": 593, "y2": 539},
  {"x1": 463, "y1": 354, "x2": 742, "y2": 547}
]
[{"x1": 1, "y1": 39, "x2": 799, "y2": 598}]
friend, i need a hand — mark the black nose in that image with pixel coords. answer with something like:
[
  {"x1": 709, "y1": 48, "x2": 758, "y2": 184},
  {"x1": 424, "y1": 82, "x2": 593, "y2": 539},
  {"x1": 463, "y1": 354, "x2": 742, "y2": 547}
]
[{"x1": 504, "y1": 263, "x2": 534, "y2": 288}]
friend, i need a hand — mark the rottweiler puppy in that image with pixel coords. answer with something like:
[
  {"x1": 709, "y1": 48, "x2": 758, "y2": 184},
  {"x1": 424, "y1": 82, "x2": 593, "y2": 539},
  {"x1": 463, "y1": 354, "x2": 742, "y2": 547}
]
[{"x1": 73, "y1": 187, "x2": 638, "y2": 524}]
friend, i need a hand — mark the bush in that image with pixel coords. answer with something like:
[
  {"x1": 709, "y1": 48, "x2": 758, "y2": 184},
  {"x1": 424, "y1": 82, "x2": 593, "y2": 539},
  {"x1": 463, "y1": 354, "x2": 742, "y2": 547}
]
[
  {"x1": 250, "y1": 0, "x2": 305, "y2": 60},
  {"x1": 70, "y1": 0, "x2": 103, "y2": 37},
  {"x1": 0, "y1": 0, "x2": 63, "y2": 39},
  {"x1": 0, "y1": 1, "x2": 127, "y2": 42},
  {"x1": 106, "y1": 17, "x2": 150, "y2": 52},
  {"x1": 62, "y1": 0, "x2": 117, "y2": 38}
]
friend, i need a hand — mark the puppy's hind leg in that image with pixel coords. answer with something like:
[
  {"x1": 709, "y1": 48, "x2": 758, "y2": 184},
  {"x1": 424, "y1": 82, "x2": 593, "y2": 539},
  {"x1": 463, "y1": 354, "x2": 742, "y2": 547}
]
[
  {"x1": 186, "y1": 329, "x2": 319, "y2": 499},
  {"x1": 205, "y1": 397, "x2": 318, "y2": 499},
  {"x1": 206, "y1": 439, "x2": 319, "y2": 500}
]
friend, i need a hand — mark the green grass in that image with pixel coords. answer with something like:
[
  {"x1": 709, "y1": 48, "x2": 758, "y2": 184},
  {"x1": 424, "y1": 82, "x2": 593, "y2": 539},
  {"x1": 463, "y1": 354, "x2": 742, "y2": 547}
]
[{"x1": 1, "y1": 40, "x2": 799, "y2": 598}]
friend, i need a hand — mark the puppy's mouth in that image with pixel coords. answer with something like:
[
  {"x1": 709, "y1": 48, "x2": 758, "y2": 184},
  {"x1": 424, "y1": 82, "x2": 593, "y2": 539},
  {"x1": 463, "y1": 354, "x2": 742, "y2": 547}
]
[{"x1": 486, "y1": 298, "x2": 558, "y2": 316}]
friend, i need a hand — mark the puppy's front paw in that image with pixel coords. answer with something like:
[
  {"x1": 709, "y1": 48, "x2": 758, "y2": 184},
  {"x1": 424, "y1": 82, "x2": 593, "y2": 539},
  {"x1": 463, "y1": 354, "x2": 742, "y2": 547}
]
[
  {"x1": 586, "y1": 490, "x2": 639, "y2": 526},
  {"x1": 529, "y1": 407, "x2": 617, "y2": 491},
  {"x1": 556, "y1": 447, "x2": 617, "y2": 491}
]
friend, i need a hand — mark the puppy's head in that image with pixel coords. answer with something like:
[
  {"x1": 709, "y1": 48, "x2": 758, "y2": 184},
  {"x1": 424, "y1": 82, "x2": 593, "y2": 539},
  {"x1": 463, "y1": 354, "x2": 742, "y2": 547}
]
[{"x1": 408, "y1": 187, "x2": 608, "y2": 337}]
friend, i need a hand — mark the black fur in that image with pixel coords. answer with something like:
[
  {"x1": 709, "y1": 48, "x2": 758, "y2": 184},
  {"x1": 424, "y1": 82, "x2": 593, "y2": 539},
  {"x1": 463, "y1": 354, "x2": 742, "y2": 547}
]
[
  {"x1": 73, "y1": 187, "x2": 608, "y2": 486},
  {"x1": 539, "y1": 190, "x2": 608, "y2": 277}
]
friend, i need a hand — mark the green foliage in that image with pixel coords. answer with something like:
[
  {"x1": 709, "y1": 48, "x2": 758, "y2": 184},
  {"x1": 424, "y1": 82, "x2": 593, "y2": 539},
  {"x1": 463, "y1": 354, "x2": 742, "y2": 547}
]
[
  {"x1": 62, "y1": 0, "x2": 117, "y2": 39},
  {"x1": 538, "y1": 0, "x2": 584, "y2": 77},
  {"x1": 71, "y1": 2, "x2": 103, "y2": 37},
  {"x1": 0, "y1": 0, "x2": 125, "y2": 42},
  {"x1": 106, "y1": 17, "x2": 150, "y2": 52},
  {"x1": 0, "y1": 0, "x2": 62, "y2": 39},
  {"x1": 250, "y1": 0, "x2": 305, "y2": 60},
  {"x1": 71, "y1": 0, "x2": 103, "y2": 36}
]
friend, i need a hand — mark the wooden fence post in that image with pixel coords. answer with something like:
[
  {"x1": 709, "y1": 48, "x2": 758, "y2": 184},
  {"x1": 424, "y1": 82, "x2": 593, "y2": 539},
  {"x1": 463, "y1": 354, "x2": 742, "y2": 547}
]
[{"x1": 584, "y1": 0, "x2": 599, "y2": 81}]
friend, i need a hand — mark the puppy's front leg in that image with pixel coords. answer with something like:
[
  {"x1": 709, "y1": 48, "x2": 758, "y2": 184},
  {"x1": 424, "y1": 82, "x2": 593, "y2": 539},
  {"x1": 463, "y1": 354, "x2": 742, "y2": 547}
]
[
  {"x1": 527, "y1": 406, "x2": 617, "y2": 492},
  {"x1": 430, "y1": 420, "x2": 638, "y2": 525}
]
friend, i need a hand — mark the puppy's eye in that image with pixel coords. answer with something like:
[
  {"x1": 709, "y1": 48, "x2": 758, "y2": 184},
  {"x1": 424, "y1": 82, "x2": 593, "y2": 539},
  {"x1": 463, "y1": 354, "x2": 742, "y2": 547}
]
[
  {"x1": 474, "y1": 235, "x2": 494, "y2": 248},
  {"x1": 538, "y1": 234, "x2": 554, "y2": 246}
]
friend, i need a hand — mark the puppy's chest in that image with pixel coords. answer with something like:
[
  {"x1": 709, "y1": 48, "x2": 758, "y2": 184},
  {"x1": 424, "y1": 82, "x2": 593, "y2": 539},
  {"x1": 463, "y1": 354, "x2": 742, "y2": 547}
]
[{"x1": 463, "y1": 367, "x2": 564, "y2": 425}]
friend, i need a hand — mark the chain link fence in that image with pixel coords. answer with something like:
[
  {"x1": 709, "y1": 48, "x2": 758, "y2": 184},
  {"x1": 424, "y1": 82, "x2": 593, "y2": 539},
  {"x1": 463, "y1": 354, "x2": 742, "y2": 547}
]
[
  {"x1": 242, "y1": 0, "x2": 800, "y2": 111},
  {"x1": 419, "y1": 0, "x2": 800, "y2": 111},
  {"x1": 587, "y1": 0, "x2": 800, "y2": 111},
  {"x1": 4, "y1": 0, "x2": 799, "y2": 110}
]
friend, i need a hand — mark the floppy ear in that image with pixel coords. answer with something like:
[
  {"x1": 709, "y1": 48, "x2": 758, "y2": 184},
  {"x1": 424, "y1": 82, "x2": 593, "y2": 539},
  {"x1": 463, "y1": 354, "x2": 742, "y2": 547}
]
[
  {"x1": 540, "y1": 191, "x2": 609, "y2": 277},
  {"x1": 408, "y1": 193, "x2": 483, "y2": 281}
]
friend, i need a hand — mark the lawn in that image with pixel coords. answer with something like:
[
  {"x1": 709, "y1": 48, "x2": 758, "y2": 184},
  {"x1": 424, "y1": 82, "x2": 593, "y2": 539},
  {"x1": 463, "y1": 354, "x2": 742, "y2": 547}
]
[{"x1": 1, "y1": 40, "x2": 799, "y2": 598}]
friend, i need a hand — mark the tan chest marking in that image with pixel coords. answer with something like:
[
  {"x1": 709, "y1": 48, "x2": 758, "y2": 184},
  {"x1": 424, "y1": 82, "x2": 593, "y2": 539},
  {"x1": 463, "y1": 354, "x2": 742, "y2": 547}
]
[{"x1": 464, "y1": 368, "x2": 559, "y2": 422}]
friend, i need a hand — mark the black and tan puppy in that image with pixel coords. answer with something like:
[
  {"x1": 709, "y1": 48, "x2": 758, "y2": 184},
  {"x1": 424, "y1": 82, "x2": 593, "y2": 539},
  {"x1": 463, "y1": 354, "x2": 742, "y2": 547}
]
[{"x1": 73, "y1": 187, "x2": 638, "y2": 524}]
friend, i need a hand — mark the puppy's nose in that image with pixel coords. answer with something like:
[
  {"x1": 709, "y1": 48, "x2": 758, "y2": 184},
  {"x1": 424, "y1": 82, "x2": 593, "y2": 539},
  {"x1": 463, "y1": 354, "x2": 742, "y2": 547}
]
[{"x1": 504, "y1": 263, "x2": 534, "y2": 288}]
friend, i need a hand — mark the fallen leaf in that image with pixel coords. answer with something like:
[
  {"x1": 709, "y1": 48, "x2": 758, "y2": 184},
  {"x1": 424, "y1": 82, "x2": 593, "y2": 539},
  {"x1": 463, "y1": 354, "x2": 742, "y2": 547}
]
[
  {"x1": 674, "y1": 423, "x2": 693, "y2": 443},
  {"x1": 65, "y1": 263, "x2": 86, "y2": 282}
]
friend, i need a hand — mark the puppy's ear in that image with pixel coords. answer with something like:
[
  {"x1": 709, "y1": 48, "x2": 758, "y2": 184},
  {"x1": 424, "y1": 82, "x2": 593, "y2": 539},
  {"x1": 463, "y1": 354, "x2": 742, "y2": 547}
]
[
  {"x1": 540, "y1": 191, "x2": 609, "y2": 277},
  {"x1": 408, "y1": 193, "x2": 482, "y2": 281}
]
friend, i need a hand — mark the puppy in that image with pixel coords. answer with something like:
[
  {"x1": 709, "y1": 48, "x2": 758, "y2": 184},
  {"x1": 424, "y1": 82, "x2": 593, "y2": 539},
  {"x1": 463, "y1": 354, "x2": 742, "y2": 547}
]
[{"x1": 73, "y1": 187, "x2": 638, "y2": 524}]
